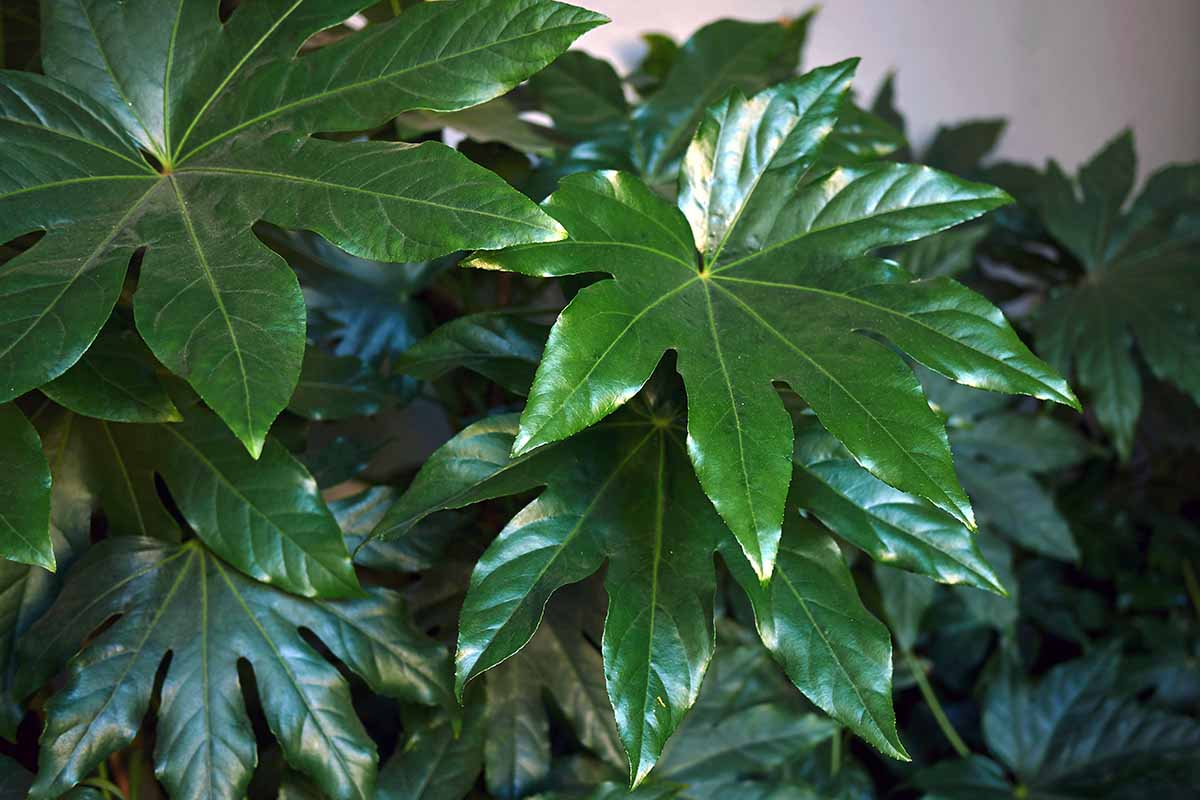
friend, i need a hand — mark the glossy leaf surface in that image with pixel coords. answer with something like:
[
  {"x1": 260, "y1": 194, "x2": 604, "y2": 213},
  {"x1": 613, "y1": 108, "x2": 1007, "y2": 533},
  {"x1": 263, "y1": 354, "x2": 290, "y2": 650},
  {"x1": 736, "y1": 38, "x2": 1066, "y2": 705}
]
[
  {"x1": 791, "y1": 415, "x2": 1004, "y2": 593},
  {"x1": 16, "y1": 536, "x2": 451, "y2": 800},
  {"x1": 724, "y1": 518, "x2": 907, "y2": 760},
  {"x1": 0, "y1": 0, "x2": 603, "y2": 454},
  {"x1": 151, "y1": 409, "x2": 360, "y2": 598},
  {"x1": 372, "y1": 401, "x2": 724, "y2": 784},
  {"x1": 473, "y1": 62, "x2": 1074, "y2": 581}
]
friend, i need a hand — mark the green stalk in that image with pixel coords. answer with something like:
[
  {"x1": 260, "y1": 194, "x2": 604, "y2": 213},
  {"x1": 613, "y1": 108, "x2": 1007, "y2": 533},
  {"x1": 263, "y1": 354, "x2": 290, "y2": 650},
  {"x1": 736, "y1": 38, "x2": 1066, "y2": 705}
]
[{"x1": 903, "y1": 648, "x2": 970, "y2": 758}]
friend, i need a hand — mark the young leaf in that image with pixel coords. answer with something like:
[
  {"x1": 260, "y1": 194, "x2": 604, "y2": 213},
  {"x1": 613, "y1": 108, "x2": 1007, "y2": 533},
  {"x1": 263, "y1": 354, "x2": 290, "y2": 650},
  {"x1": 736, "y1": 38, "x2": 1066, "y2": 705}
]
[
  {"x1": 1033, "y1": 132, "x2": 1200, "y2": 458},
  {"x1": 15, "y1": 536, "x2": 451, "y2": 800},
  {"x1": 0, "y1": 0, "x2": 604, "y2": 455},
  {"x1": 471, "y1": 62, "x2": 1075, "y2": 581},
  {"x1": 723, "y1": 518, "x2": 909, "y2": 760},
  {"x1": 0, "y1": 404, "x2": 52, "y2": 570}
]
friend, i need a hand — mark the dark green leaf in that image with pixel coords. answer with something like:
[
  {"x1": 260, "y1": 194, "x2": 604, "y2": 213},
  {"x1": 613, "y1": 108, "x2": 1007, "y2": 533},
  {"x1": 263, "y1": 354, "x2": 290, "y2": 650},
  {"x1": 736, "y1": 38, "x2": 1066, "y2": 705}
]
[
  {"x1": 288, "y1": 347, "x2": 395, "y2": 421},
  {"x1": 868, "y1": 72, "x2": 907, "y2": 145},
  {"x1": 1033, "y1": 132, "x2": 1199, "y2": 459},
  {"x1": 791, "y1": 417, "x2": 1004, "y2": 593},
  {"x1": 17, "y1": 536, "x2": 451, "y2": 800},
  {"x1": 77, "y1": 416, "x2": 180, "y2": 539},
  {"x1": 651, "y1": 644, "x2": 837, "y2": 796},
  {"x1": 377, "y1": 704, "x2": 485, "y2": 800},
  {"x1": 372, "y1": 404, "x2": 724, "y2": 782},
  {"x1": 949, "y1": 412, "x2": 1092, "y2": 473},
  {"x1": 486, "y1": 655, "x2": 551, "y2": 798},
  {"x1": 899, "y1": 223, "x2": 989, "y2": 279},
  {"x1": 982, "y1": 648, "x2": 1119, "y2": 780},
  {"x1": 151, "y1": 409, "x2": 361, "y2": 598},
  {"x1": 396, "y1": 313, "x2": 548, "y2": 395},
  {"x1": 1, "y1": 0, "x2": 601, "y2": 454},
  {"x1": 473, "y1": 63, "x2": 1074, "y2": 581},
  {"x1": 982, "y1": 649, "x2": 1200, "y2": 796},
  {"x1": 531, "y1": 50, "x2": 629, "y2": 139},
  {"x1": 628, "y1": 33, "x2": 678, "y2": 97},
  {"x1": 957, "y1": 461, "x2": 1079, "y2": 562},
  {"x1": 874, "y1": 562, "x2": 935, "y2": 653},
  {"x1": 0, "y1": 403, "x2": 52, "y2": 570},
  {"x1": 397, "y1": 97, "x2": 556, "y2": 157},
  {"x1": 630, "y1": 18, "x2": 807, "y2": 184},
  {"x1": 1, "y1": 411, "x2": 94, "y2": 737},
  {"x1": 914, "y1": 755, "x2": 1012, "y2": 800},
  {"x1": 924, "y1": 119, "x2": 1006, "y2": 175},
  {"x1": 0, "y1": 754, "x2": 32, "y2": 798},
  {"x1": 41, "y1": 322, "x2": 180, "y2": 423},
  {"x1": 724, "y1": 518, "x2": 908, "y2": 760}
]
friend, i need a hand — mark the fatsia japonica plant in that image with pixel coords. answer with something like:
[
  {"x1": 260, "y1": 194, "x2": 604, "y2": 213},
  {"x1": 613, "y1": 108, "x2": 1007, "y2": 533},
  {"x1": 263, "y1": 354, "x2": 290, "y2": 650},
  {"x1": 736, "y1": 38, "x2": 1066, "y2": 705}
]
[{"x1": 4, "y1": 2, "x2": 1198, "y2": 800}]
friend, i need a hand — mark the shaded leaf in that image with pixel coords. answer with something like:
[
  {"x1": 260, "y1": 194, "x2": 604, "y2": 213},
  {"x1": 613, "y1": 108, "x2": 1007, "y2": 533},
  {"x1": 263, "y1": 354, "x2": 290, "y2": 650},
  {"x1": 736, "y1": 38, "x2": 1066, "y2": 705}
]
[
  {"x1": 0, "y1": 403, "x2": 52, "y2": 570},
  {"x1": 396, "y1": 313, "x2": 548, "y2": 395},
  {"x1": 17, "y1": 536, "x2": 451, "y2": 800}
]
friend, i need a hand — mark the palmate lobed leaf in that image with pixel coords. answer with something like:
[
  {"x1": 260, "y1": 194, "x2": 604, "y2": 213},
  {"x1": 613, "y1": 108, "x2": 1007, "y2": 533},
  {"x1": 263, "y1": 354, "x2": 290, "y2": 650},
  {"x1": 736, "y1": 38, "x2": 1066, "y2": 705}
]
[
  {"x1": 370, "y1": 397, "x2": 910, "y2": 782},
  {"x1": 1032, "y1": 131, "x2": 1200, "y2": 459},
  {"x1": 469, "y1": 60, "x2": 1077, "y2": 582},
  {"x1": 15, "y1": 535, "x2": 452, "y2": 800},
  {"x1": 0, "y1": 0, "x2": 606, "y2": 456},
  {"x1": 372, "y1": 406, "x2": 723, "y2": 785}
]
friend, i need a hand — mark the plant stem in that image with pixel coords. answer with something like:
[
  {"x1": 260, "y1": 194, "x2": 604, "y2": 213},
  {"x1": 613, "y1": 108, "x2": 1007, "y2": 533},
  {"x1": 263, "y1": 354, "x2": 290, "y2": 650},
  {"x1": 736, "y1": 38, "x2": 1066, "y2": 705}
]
[
  {"x1": 82, "y1": 779, "x2": 127, "y2": 800},
  {"x1": 830, "y1": 727, "x2": 842, "y2": 775},
  {"x1": 903, "y1": 648, "x2": 970, "y2": 758},
  {"x1": 1183, "y1": 559, "x2": 1200, "y2": 619},
  {"x1": 388, "y1": 0, "x2": 403, "y2": 17}
]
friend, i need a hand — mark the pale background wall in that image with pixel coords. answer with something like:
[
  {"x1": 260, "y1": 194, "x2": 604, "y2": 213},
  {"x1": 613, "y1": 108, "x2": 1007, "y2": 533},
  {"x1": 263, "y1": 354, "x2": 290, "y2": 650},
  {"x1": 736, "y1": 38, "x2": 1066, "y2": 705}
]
[{"x1": 574, "y1": 0, "x2": 1200, "y2": 175}]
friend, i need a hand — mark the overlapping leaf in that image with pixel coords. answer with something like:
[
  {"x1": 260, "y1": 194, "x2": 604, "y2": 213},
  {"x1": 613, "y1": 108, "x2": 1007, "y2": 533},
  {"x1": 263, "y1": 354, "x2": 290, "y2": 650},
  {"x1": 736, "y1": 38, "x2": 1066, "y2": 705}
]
[
  {"x1": 1, "y1": 407, "x2": 94, "y2": 739},
  {"x1": 471, "y1": 61, "x2": 1076, "y2": 583},
  {"x1": 1032, "y1": 132, "x2": 1200, "y2": 458},
  {"x1": 0, "y1": 0, "x2": 605, "y2": 455},
  {"x1": 15, "y1": 535, "x2": 452, "y2": 800},
  {"x1": 371, "y1": 385, "x2": 916, "y2": 778},
  {"x1": 372, "y1": 401, "x2": 722, "y2": 784},
  {"x1": 528, "y1": 11, "x2": 901, "y2": 195}
]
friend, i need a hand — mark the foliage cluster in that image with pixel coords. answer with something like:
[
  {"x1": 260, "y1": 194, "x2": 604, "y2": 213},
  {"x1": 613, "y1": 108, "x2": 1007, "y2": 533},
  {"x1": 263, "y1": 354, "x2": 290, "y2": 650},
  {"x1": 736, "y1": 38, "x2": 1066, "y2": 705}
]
[{"x1": 1, "y1": 2, "x2": 1198, "y2": 800}]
